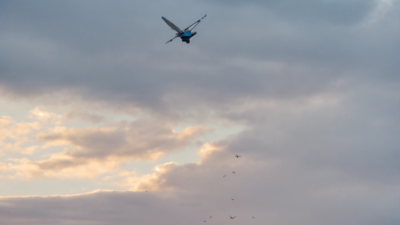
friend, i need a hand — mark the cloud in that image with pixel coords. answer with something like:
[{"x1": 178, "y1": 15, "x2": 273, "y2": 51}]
[
  {"x1": 0, "y1": 1, "x2": 399, "y2": 224},
  {"x1": 36, "y1": 121, "x2": 205, "y2": 160},
  {"x1": 206, "y1": 0, "x2": 377, "y2": 25},
  {"x1": 0, "y1": 0, "x2": 398, "y2": 114},
  {"x1": 0, "y1": 116, "x2": 13, "y2": 126},
  {"x1": 7, "y1": 156, "x2": 121, "y2": 179},
  {"x1": 5, "y1": 121, "x2": 205, "y2": 179},
  {"x1": 0, "y1": 116, "x2": 41, "y2": 155},
  {"x1": 64, "y1": 109, "x2": 105, "y2": 123},
  {"x1": 0, "y1": 141, "x2": 398, "y2": 225},
  {"x1": 1, "y1": 86, "x2": 399, "y2": 222},
  {"x1": 1, "y1": 105, "x2": 207, "y2": 180},
  {"x1": 0, "y1": 162, "x2": 8, "y2": 172},
  {"x1": 29, "y1": 107, "x2": 63, "y2": 124}
]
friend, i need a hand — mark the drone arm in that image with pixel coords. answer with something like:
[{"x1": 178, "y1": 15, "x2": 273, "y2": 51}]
[
  {"x1": 165, "y1": 36, "x2": 178, "y2": 44},
  {"x1": 184, "y1": 20, "x2": 200, "y2": 31},
  {"x1": 184, "y1": 14, "x2": 207, "y2": 31}
]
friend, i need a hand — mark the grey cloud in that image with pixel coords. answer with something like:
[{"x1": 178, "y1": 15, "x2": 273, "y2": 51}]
[
  {"x1": 220, "y1": 85, "x2": 400, "y2": 184},
  {"x1": 126, "y1": 83, "x2": 399, "y2": 223},
  {"x1": 1, "y1": 144, "x2": 398, "y2": 225},
  {"x1": 64, "y1": 110, "x2": 105, "y2": 123},
  {"x1": 1, "y1": 119, "x2": 205, "y2": 179},
  {"x1": 207, "y1": 0, "x2": 376, "y2": 25},
  {"x1": 0, "y1": 1, "x2": 399, "y2": 224},
  {"x1": 34, "y1": 120, "x2": 205, "y2": 171},
  {"x1": 0, "y1": 191, "x2": 187, "y2": 225},
  {"x1": 0, "y1": 0, "x2": 398, "y2": 114},
  {"x1": 2, "y1": 91, "x2": 400, "y2": 223}
]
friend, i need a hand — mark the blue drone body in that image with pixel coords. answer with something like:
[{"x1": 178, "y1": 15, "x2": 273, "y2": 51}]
[{"x1": 180, "y1": 31, "x2": 197, "y2": 43}]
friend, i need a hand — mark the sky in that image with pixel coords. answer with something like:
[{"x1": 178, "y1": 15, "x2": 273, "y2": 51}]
[{"x1": 0, "y1": 0, "x2": 399, "y2": 224}]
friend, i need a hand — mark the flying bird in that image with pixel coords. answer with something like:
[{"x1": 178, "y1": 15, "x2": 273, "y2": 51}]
[
  {"x1": 232, "y1": 171, "x2": 235, "y2": 174},
  {"x1": 235, "y1": 154, "x2": 241, "y2": 158},
  {"x1": 162, "y1": 14, "x2": 207, "y2": 44},
  {"x1": 223, "y1": 175, "x2": 226, "y2": 177},
  {"x1": 229, "y1": 215, "x2": 236, "y2": 219}
]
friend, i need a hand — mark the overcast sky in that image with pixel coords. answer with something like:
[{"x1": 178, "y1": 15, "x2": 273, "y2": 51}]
[{"x1": 0, "y1": 0, "x2": 399, "y2": 224}]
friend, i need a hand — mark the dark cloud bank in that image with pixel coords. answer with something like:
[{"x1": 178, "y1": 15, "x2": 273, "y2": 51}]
[{"x1": 1, "y1": 0, "x2": 398, "y2": 111}]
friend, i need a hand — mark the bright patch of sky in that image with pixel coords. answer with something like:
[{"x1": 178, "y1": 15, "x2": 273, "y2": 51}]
[{"x1": 0, "y1": 100, "x2": 244, "y2": 196}]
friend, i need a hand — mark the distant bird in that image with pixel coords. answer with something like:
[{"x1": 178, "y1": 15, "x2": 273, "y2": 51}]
[
  {"x1": 232, "y1": 171, "x2": 235, "y2": 174},
  {"x1": 210, "y1": 216, "x2": 212, "y2": 218},
  {"x1": 229, "y1": 215, "x2": 236, "y2": 219},
  {"x1": 223, "y1": 175, "x2": 226, "y2": 177},
  {"x1": 203, "y1": 220, "x2": 206, "y2": 222},
  {"x1": 235, "y1": 154, "x2": 241, "y2": 158},
  {"x1": 252, "y1": 216, "x2": 255, "y2": 218},
  {"x1": 231, "y1": 198, "x2": 235, "y2": 200}
]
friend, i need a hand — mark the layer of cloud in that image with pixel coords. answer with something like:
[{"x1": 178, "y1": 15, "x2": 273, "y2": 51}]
[
  {"x1": 4, "y1": 118, "x2": 205, "y2": 179},
  {"x1": 207, "y1": 0, "x2": 376, "y2": 25},
  {"x1": 0, "y1": 116, "x2": 41, "y2": 155},
  {"x1": 1, "y1": 139, "x2": 398, "y2": 225},
  {"x1": 0, "y1": 0, "x2": 398, "y2": 114},
  {"x1": 64, "y1": 109, "x2": 105, "y2": 123},
  {"x1": 0, "y1": 0, "x2": 399, "y2": 224},
  {"x1": 3, "y1": 80, "x2": 397, "y2": 223},
  {"x1": 1, "y1": 107, "x2": 206, "y2": 179},
  {"x1": 36, "y1": 122, "x2": 204, "y2": 160}
]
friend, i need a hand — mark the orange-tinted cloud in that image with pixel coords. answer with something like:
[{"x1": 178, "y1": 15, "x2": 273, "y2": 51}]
[
  {"x1": 37, "y1": 121, "x2": 205, "y2": 161},
  {"x1": 5, "y1": 119, "x2": 205, "y2": 179},
  {"x1": 0, "y1": 116, "x2": 41, "y2": 155}
]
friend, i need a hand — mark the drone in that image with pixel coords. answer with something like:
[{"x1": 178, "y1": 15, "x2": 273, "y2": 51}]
[{"x1": 162, "y1": 14, "x2": 207, "y2": 44}]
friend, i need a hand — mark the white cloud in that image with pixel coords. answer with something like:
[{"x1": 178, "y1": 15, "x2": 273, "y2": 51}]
[
  {"x1": 0, "y1": 115, "x2": 41, "y2": 155},
  {"x1": 29, "y1": 107, "x2": 63, "y2": 124}
]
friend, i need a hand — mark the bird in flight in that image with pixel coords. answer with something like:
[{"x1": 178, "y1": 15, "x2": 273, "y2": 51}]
[
  {"x1": 210, "y1": 216, "x2": 212, "y2": 218},
  {"x1": 231, "y1": 198, "x2": 235, "y2": 200},
  {"x1": 252, "y1": 216, "x2": 255, "y2": 219},
  {"x1": 229, "y1": 215, "x2": 236, "y2": 219},
  {"x1": 232, "y1": 171, "x2": 236, "y2": 174},
  {"x1": 223, "y1": 175, "x2": 226, "y2": 177},
  {"x1": 235, "y1": 154, "x2": 241, "y2": 158}
]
